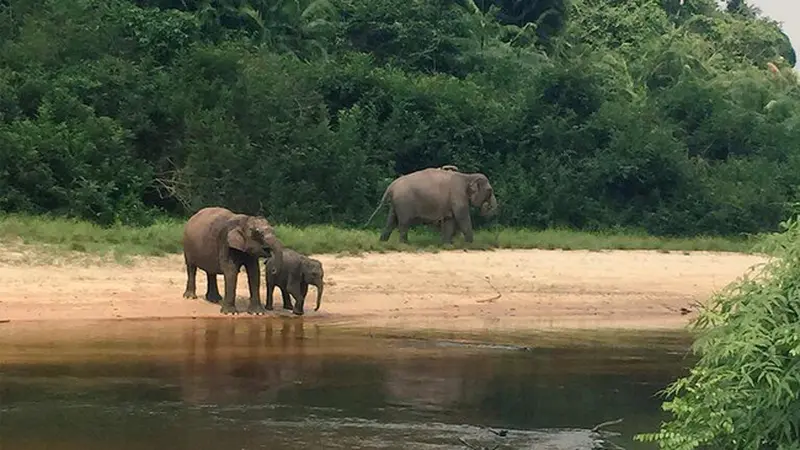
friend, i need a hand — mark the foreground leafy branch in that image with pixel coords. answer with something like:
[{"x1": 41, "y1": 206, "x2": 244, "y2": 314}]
[{"x1": 635, "y1": 214, "x2": 800, "y2": 448}]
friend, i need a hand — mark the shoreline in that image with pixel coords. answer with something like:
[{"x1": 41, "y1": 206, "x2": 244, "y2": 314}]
[
  {"x1": 0, "y1": 247, "x2": 767, "y2": 336},
  {"x1": 1, "y1": 314, "x2": 699, "y2": 366}
]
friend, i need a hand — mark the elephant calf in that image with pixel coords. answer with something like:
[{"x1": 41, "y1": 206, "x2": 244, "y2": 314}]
[{"x1": 265, "y1": 248, "x2": 324, "y2": 316}]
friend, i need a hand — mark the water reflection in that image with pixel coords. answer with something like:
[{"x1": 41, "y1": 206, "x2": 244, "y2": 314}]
[{"x1": 0, "y1": 318, "x2": 693, "y2": 449}]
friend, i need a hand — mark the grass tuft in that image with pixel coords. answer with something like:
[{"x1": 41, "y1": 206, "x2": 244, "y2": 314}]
[{"x1": 0, "y1": 213, "x2": 764, "y2": 260}]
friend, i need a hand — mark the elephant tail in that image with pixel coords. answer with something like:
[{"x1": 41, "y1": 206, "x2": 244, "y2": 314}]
[{"x1": 364, "y1": 186, "x2": 391, "y2": 227}]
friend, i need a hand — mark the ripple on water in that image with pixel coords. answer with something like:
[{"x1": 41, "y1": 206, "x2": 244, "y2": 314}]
[{"x1": 220, "y1": 416, "x2": 604, "y2": 449}]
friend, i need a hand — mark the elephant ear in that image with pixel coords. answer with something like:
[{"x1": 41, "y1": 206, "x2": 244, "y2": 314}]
[
  {"x1": 298, "y1": 259, "x2": 309, "y2": 282},
  {"x1": 268, "y1": 256, "x2": 280, "y2": 275},
  {"x1": 467, "y1": 178, "x2": 480, "y2": 198},
  {"x1": 301, "y1": 259, "x2": 317, "y2": 281},
  {"x1": 467, "y1": 180, "x2": 478, "y2": 197},
  {"x1": 226, "y1": 225, "x2": 247, "y2": 252}
]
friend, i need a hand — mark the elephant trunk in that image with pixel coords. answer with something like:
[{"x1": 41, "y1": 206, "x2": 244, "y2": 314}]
[
  {"x1": 314, "y1": 280, "x2": 324, "y2": 311},
  {"x1": 480, "y1": 193, "x2": 498, "y2": 217}
]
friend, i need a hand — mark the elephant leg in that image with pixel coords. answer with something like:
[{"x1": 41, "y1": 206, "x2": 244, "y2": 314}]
[
  {"x1": 183, "y1": 261, "x2": 198, "y2": 299},
  {"x1": 289, "y1": 282, "x2": 306, "y2": 316},
  {"x1": 454, "y1": 209, "x2": 474, "y2": 243},
  {"x1": 221, "y1": 262, "x2": 240, "y2": 315},
  {"x1": 281, "y1": 288, "x2": 293, "y2": 310},
  {"x1": 265, "y1": 280, "x2": 276, "y2": 310},
  {"x1": 379, "y1": 207, "x2": 397, "y2": 242},
  {"x1": 244, "y1": 258, "x2": 266, "y2": 315},
  {"x1": 205, "y1": 272, "x2": 222, "y2": 303},
  {"x1": 440, "y1": 218, "x2": 456, "y2": 244},
  {"x1": 397, "y1": 220, "x2": 411, "y2": 244},
  {"x1": 296, "y1": 283, "x2": 309, "y2": 314}
]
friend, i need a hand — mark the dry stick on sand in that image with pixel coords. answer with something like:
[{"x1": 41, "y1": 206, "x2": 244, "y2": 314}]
[
  {"x1": 662, "y1": 299, "x2": 702, "y2": 316},
  {"x1": 475, "y1": 276, "x2": 502, "y2": 303}
]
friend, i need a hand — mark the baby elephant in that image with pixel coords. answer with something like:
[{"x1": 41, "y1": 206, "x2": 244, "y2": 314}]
[{"x1": 265, "y1": 248, "x2": 324, "y2": 315}]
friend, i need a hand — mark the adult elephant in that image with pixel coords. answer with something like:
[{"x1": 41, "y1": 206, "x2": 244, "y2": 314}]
[
  {"x1": 182, "y1": 206, "x2": 285, "y2": 315},
  {"x1": 365, "y1": 166, "x2": 498, "y2": 244}
]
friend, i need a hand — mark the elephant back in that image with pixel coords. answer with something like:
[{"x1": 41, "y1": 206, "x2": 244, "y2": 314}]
[{"x1": 183, "y1": 207, "x2": 237, "y2": 269}]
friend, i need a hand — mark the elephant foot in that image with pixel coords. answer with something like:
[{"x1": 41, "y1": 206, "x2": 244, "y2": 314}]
[
  {"x1": 247, "y1": 304, "x2": 268, "y2": 315},
  {"x1": 282, "y1": 303, "x2": 293, "y2": 310},
  {"x1": 220, "y1": 303, "x2": 239, "y2": 315},
  {"x1": 183, "y1": 291, "x2": 197, "y2": 299},
  {"x1": 292, "y1": 307, "x2": 304, "y2": 316},
  {"x1": 265, "y1": 304, "x2": 274, "y2": 311},
  {"x1": 205, "y1": 293, "x2": 222, "y2": 303}
]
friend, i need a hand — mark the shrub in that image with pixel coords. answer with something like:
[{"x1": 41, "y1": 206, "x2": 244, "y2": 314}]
[{"x1": 635, "y1": 213, "x2": 800, "y2": 448}]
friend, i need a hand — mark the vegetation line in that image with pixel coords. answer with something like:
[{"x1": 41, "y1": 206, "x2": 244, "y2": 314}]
[{"x1": 0, "y1": 214, "x2": 763, "y2": 258}]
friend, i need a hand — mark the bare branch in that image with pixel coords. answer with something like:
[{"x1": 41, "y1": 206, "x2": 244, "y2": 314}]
[
  {"x1": 591, "y1": 417, "x2": 624, "y2": 433},
  {"x1": 153, "y1": 158, "x2": 193, "y2": 212},
  {"x1": 486, "y1": 428, "x2": 508, "y2": 437},
  {"x1": 154, "y1": 176, "x2": 192, "y2": 212}
]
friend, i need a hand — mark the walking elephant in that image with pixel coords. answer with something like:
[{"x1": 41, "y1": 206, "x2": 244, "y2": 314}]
[
  {"x1": 365, "y1": 166, "x2": 498, "y2": 244},
  {"x1": 265, "y1": 248, "x2": 324, "y2": 316},
  {"x1": 182, "y1": 206, "x2": 285, "y2": 315}
]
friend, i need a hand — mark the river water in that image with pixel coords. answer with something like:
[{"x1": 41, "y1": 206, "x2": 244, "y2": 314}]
[{"x1": 0, "y1": 318, "x2": 694, "y2": 449}]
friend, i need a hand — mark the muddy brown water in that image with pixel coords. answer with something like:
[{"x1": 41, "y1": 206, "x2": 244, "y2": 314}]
[{"x1": 0, "y1": 318, "x2": 695, "y2": 449}]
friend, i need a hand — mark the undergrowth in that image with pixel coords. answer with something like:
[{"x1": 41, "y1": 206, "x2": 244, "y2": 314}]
[{"x1": 0, "y1": 213, "x2": 761, "y2": 259}]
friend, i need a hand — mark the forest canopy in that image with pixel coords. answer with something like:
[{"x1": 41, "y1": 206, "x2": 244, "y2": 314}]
[{"x1": 0, "y1": 0, "x2": 798, "y2": 237}]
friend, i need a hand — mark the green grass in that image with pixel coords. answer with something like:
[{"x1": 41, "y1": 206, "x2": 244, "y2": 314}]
[{"x1": 0, "y1": 213, "x2": 766, "y2": 260}]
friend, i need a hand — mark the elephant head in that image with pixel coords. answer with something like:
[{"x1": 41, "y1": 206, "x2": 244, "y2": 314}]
[
  {"x1": 467, "y1": 174, "x2": 498, "y2": 217},
  {"x1": 303, "y1": 258, "x2": 325, "y2": 311},
  {"x1": 225, "y1": 215, "x2": 284, "y2": 275}
]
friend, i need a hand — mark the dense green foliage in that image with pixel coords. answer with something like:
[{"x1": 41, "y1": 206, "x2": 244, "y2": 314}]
[
  {"x1": 0, "y1": 0, "x2": 798, "y2": 237},
  {"x1": 635, "y1": 213, "x2": 800, "y2": 449}
]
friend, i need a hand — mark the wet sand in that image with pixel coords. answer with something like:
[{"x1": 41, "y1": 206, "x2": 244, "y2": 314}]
[{"x1": 0, "y1": 246, "x2": 767, "y2": 333}]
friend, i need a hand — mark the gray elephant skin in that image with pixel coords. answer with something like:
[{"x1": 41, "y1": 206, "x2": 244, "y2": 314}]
[
  {"x1": 182, "y1": 206, "x2": 285, "y2": 315},
  {"x1": 365, "y1": 166, "x2": 498, "y2": 244},
  {"x1": 265, "y1": 248, "x2": 324, "y2": 316}
]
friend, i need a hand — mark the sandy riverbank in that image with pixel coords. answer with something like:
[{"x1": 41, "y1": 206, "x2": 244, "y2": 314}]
[{"x1": 0, "y1": 247, "x2": 768, "y2": 333}]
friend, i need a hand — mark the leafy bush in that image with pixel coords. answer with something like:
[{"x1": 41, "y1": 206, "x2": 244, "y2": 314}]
[{"x1": 635, "y1": 213, "x2": 800, "y2": 448}]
